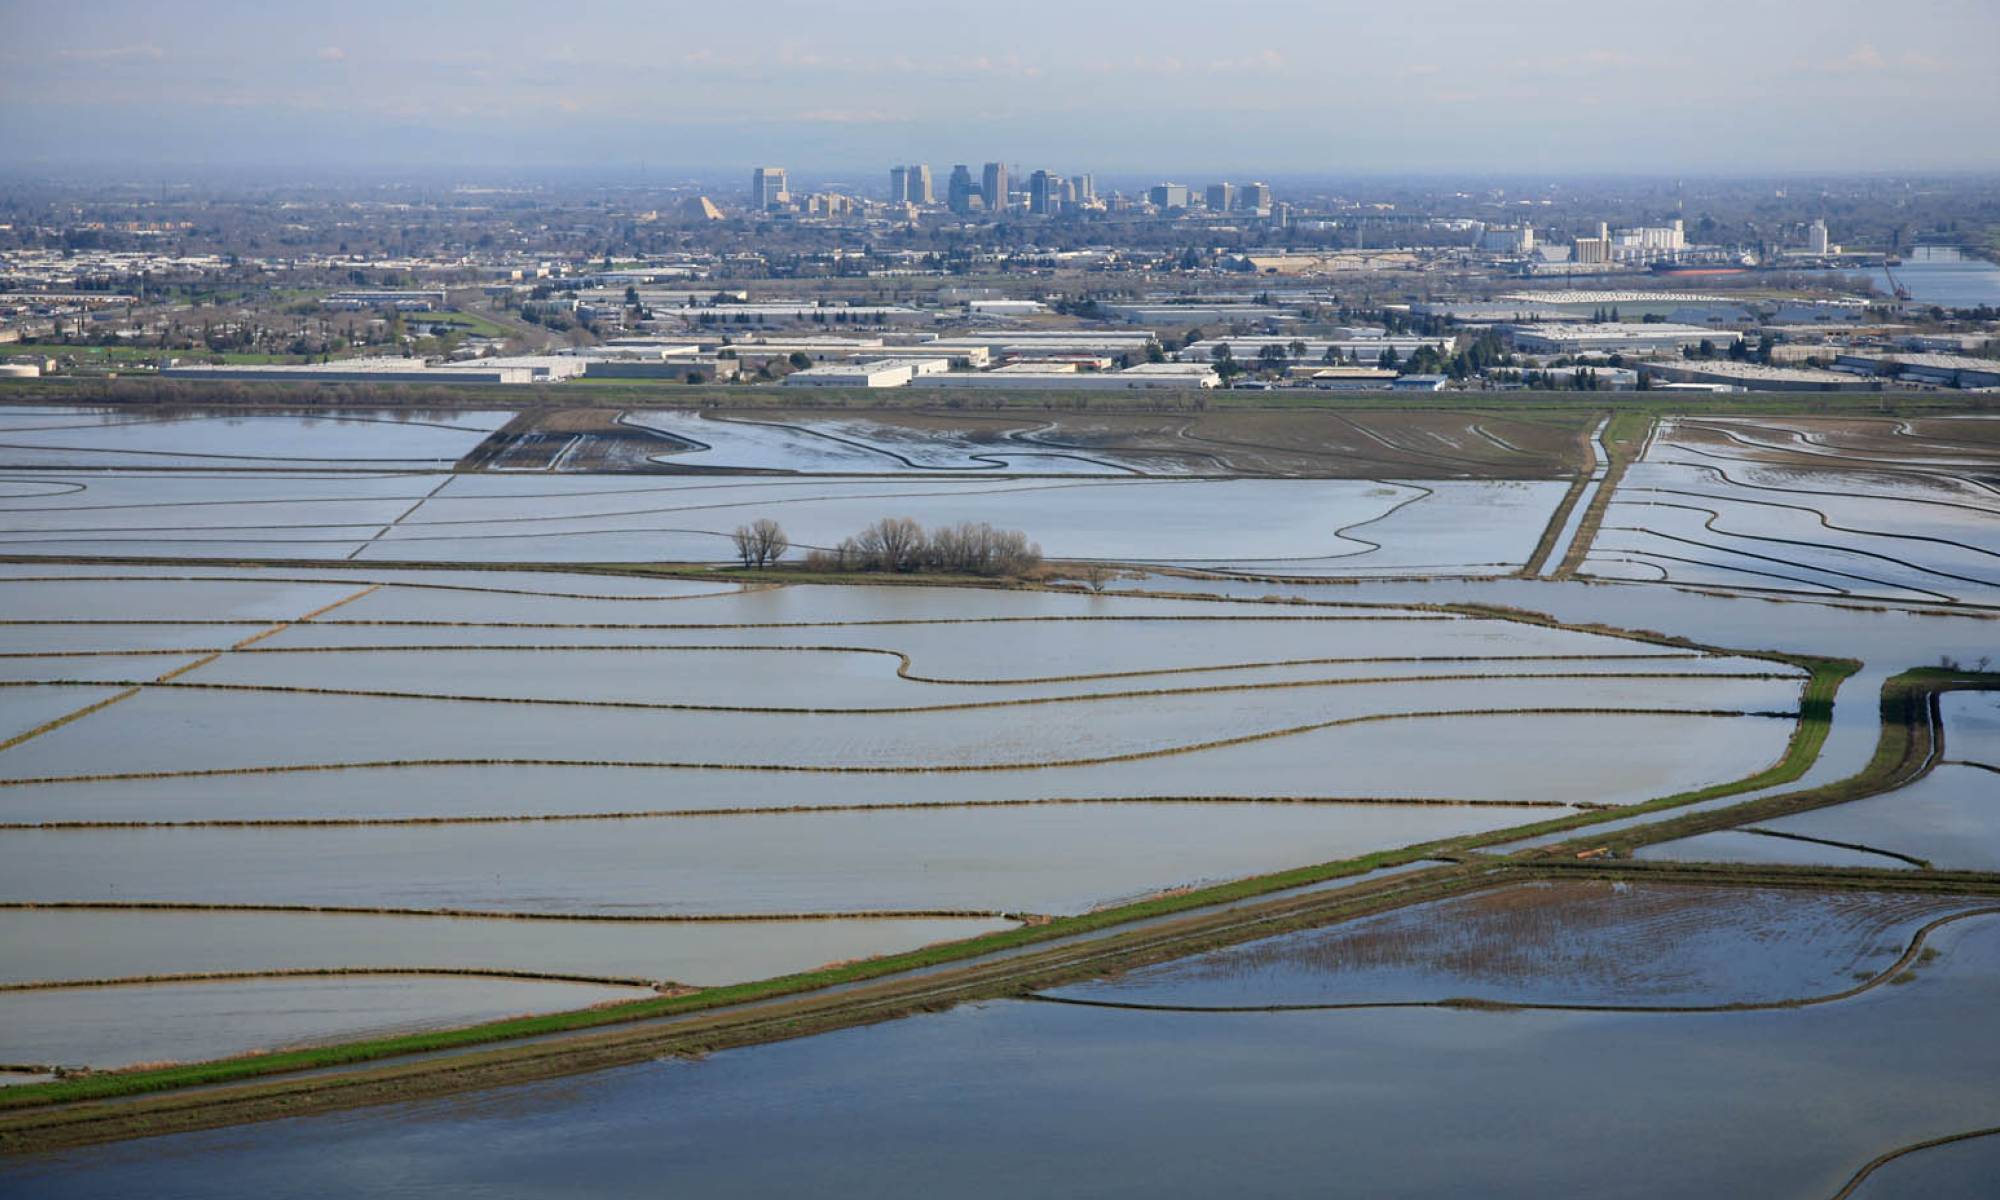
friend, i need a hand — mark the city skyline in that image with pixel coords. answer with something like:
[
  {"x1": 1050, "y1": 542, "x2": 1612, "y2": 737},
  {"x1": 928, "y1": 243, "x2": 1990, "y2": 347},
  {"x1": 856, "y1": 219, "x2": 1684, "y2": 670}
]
[{"x1": 2, "y1": 0, "x2": 1997, "y2": 174}]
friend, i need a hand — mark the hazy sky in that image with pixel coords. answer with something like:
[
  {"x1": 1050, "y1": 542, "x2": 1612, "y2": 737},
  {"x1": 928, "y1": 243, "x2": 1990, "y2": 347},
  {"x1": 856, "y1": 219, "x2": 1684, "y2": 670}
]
[{"x1": 4, "y1": 0, "x2": 1996, "y2": 177}]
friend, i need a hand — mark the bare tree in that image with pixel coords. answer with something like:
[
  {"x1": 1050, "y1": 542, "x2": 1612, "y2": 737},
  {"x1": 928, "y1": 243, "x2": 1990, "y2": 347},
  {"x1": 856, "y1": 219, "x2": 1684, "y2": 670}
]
[
  {"x1": 855, "y1": 517, "x2": 925, "y2": 571},
  {"x1": 1080, "y1": 563, "x2": 1114, "y2": 593},
  {"x1": 730, "y1": 518, "x2": 789, "y2": 568}
]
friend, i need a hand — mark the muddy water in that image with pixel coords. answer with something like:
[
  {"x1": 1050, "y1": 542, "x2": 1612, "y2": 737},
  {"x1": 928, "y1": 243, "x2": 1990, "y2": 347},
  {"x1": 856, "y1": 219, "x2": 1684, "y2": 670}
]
[{"x1": 12, "y1": 912, "x2": 2000, "y2": 1199}]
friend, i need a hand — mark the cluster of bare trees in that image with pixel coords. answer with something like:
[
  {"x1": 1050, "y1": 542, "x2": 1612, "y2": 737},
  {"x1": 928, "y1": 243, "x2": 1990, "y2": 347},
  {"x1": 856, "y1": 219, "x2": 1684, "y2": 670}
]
[
  {"x1": 730, "y1": 518, "x2": 790, "y2": 567},
  {"x1": 799, "y1": 518, "x2": 1042, "y2": 576}
]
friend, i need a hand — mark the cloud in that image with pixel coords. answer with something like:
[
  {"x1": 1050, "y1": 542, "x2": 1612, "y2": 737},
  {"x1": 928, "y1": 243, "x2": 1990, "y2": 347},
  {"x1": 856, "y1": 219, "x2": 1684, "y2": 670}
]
[
  {"x1": 57, "y1": 44, "x2": 164, "y2": 62},
  {"x1": 318, "y1": 46, "x2": 347, "y2": 62}
]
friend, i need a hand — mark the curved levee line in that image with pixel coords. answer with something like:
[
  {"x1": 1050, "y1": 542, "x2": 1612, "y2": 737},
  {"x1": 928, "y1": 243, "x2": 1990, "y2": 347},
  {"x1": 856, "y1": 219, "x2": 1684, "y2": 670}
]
[
  {"x1": 1657, "y1": 439, "x2": 2000, "y2": 503},
  {"x1": 0, "y1": 646, "x2": 1715, "y2": 690},
  {"x1": 1615, "y1": 498, "x2": 1993, "y2": 592},
  {"x1": 0, "y1": 669, "x2": 1796, "y2": 719},
  {"x1": 1828, "y1": 1125, "x2": 2000, "y2": 1200},
  {"x1": 0, "y1": 901, "x2": 1018, "y2": 923},
  {"x1": 1735, "y1": 827, "x2": 1930, "y2": 869},
  {"x1": 1603, "y1": 507, "x2": 1962, "y2": 602},
  {"x1": 1024, "y1": 905, "x2": 2000, "y2": 1015},
  {"x1": 0, "y1": 966, "x2": 666, "y2": 993},
  {"x1": 0, "y1": 705, "x2": 1794, "y2": 787},
  {"x1": 1590, "y1": 543, "x2": 1857, "y2": 595},
  {"x1": 0, "y1": 794, "x2": 1590, "y2": 831},
  {"x1": 697, "y1": 412, "x2": 1156, "y2": 476},
  {"x1": 1634, "y1": 485, "x2": 2000, "y2": 563},
  {"x1": 1654, "y1": 458, "x2": 2000, "y2": 521},
  {"x1": 0, "y1": 573, "x2": 755, "y2": 602}
]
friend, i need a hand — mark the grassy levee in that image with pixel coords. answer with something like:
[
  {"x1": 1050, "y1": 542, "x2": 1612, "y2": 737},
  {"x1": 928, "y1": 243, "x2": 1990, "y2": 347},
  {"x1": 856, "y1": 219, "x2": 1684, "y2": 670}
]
[
  {"x1": 0, "y1": 853, "x2": 1466, "y2": 1106},
  {"x1": 0, "y1": 649, "x2": 1851, "y2": 1135},
  {"x1": 1553, "y1": 409, "x2": 1651, "y2": 578},
  {"x1": 1547, "y1": 669, "x2": 2000, "y2": 857}
]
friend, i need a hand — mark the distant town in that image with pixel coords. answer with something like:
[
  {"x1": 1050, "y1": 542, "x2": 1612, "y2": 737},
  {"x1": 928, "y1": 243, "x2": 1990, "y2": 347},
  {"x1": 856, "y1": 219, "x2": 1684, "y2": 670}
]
[{"x1": 3, "y1": 169, "x2": 1997, "y2": 396}]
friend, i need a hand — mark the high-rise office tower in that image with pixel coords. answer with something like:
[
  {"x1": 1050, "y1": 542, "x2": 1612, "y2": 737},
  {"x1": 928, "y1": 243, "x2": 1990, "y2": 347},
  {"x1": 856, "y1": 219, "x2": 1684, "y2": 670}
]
[
  {"x1": 1239, "y1": 181, "x2": 1272, "y2": 214},
  {"x1": 751, "y1": 166, "x2": 789, "y2": 211},
  {"x1": 1028, "y1": 170, "x2": 1062, "y2": 216},
  {"x1": 1206, "y1": 182, "x2": 1236, "y2": 212},
  {"x1": 889, "y1": 165, "x2": 912, "y2": 204},
  {"x1": 1148, "y1": 183, "x2": 1190, "y2": 210},
  {"x1": 947, "y1": 165, "x2": 977, "y2": 214},
  {"x1": 981, "y1": 162, "x2": 1009, "y2": 215},
  {"x1": 1070, "y1": 174, "x2": 1095, "y2": 206},
  {"x1": 909, "y1": 163, "x2": 933, "y2": 205}
]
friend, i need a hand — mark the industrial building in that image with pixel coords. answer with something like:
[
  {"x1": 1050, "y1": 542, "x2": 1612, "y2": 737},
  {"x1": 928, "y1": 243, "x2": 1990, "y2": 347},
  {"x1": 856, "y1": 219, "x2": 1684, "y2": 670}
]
[
  {"x1": 1641, "y1": 361, "x2": 1878, "y2": 392},
  {"x1": 782, "y1": 361, "x2": 917, "y2": 388},
  {"x1": 161, "y1": 357, "x2": 534, "y2": 385},
  {"x1": 1305, "y1": 366, "x2": 1400, "y2": 390},
  {"x1": 927, "y1": 362, "x2": 1217, "y2": 390},
  {"x1": 1505, "y1": 322, "x2": 1735, "y2": 355},
  {"x1": 322, "y1": 290, "x2": 447, "y2": 311},
  {"x1": 1833, "y1": 351, "x2": 2000, "y2": 389}
]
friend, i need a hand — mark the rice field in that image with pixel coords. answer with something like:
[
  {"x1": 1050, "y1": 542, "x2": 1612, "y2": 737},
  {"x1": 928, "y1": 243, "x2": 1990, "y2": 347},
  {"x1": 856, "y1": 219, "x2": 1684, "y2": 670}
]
[
  {"x1": 0, "y1": 468, "x2": 1566, "y2": 573},
  {"x1": 1638, "y1": 690, "x2": 2000, "y2": 870},
  {"x1": 0, "y1": 561, "x2": 1805, "y2": 1068},
  {"x1": 1581, "y1": 415, "x2": 2000, "y2": 605},
  {"x1": 1039, "y1": 880, "x2": 1985, "y2": 1008},
  {"x1": 0, "y1": 408, "x2": 514, "y2": 470}
]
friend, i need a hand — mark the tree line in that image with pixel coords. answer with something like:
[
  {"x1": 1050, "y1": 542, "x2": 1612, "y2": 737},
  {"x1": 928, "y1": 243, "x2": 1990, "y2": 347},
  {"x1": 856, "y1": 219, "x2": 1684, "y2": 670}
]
[{"x1": 733, "y1": 517, "x2": 1042, "y2": 575}]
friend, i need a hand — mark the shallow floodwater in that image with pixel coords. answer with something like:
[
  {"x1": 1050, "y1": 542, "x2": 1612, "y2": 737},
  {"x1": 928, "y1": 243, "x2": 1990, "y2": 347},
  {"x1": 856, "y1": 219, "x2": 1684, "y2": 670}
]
[
  {"x1": 0, "y1": 470, "x2": 1564, "y2": 570},
  {"x1": 0, "y1": 409, "x2": 512, "y2": 470},
  {"x1": 0, "y1": 710, "x2": 1789, "y2": 823},
  {"x1": 12, "y1": 914, "x2": 2000, "y2": 1199},
  {"x1": 0, "y1": 908, "x2": 1012, "y2": 990},
  {"x1": 0, "y1": 803, "x2": 1553, "y2": 916},
  {"x1": 0, "y1": 974, "x2": 647, "y2": 1071},
  {"x1": 1042, "y1": 881, "x2": 1983, "y2": 1008}
]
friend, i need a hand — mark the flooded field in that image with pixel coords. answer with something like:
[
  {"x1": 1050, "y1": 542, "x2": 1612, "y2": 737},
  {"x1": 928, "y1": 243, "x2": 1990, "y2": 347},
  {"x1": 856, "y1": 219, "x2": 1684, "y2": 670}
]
[
  {"x1": 0, "y1": 408, "x2": 514, "y2": 470},
  {"x1": 12, "y1": 905, "x2": 1998, "y2": 1198},
  {"x1": 1583, "y1": 415, "x2": 2000, "y2": 605},
  {"x1": 0, "y1": 557, "x2": 1812, "y2": 1071},
  {"x1": 0, "y1": 975, "x2": 650, "y2": 1072},
  {"x1": 1042, "y1": 881, "x2": 1985, "y2": 1008},
  {"x1": 1, "y1": 803, "x2": 1558, "y2": 917},
  {"x1": 506, "y1": 407, "x2": 1592, "y2": 479},
  {"x1": 1639, "y1": 688, "x2": 2000, "y2": 871},
  {"x1": 0, "y1": 468, "x2": 1565, "y2": 572},
  {"x1": 7, "y1": 400, "x2": 1997, "y2": 1175},
  {"x1": 0, "y1": 908, "x2": 1012, "y2": 991}
]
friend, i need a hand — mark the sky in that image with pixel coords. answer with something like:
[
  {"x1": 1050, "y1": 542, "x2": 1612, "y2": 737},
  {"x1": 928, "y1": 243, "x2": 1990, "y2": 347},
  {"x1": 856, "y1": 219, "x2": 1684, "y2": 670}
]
[{"x1": 3, "y1": 0, "x2": 1997, "y2": 178}]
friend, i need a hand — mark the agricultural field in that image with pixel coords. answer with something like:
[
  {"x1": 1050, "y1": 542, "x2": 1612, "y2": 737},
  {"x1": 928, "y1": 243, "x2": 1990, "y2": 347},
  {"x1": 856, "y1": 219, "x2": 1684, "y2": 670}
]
[
  {"x1": 0, "y1": 467, "x2": 1567, "y2": 573},
  {"x1": 477, "y1": 406, "x2": 1595, "y2": 478},
  {"x1": 0, "y1": 557, "x2": 1808, "y2": 1074},
  {"x1": 0, "y1": 407, "x2": 514, "y2": 470},
  {"x1": 1638, "y1": 691, "x2": 2000, "y2": 870},
  {"x1": 2, "y1": 397, "x2": 1998, "y2": 1198},
  {"x1": 1582, "y1": 414, "x2": 2000, "y2": 605},
  {"x1": 14, "y1": 884, "x2": 2000, "y2": 1199}
]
